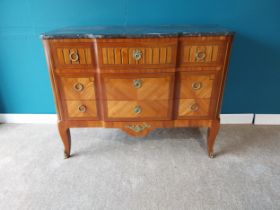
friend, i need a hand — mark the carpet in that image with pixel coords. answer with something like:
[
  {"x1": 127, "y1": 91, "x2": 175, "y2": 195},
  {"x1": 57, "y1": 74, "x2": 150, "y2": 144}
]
[{"x1": 0, "y1": 124, "x2": 279, "y2": 210}]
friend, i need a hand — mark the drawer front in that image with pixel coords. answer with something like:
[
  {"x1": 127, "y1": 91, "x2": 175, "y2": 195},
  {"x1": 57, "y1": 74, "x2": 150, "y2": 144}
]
[
  {"x1": 51, "y1": 41, "x2": 94, "y2": 69},
  {"x1": 106, "y1": 100, "x2": 171, "y2": 120},
  {"x1": 102, "y1": 74, "x2": 173, "y2": 100},
  {"x1": 97, "y1": 38, "x2": 177, "y2": 68},
  {"x1": 60, "y1": 77, "x2": 95, "y2": 100},
  {"x1": 66, "y1": 100, "x2": 97, "y2": 119},
  {"x1": 179, "y1": 37, "x2": 228, "y2": 67},
  {"x1": 178, "y1": 99, "x2": 210, "y2": 117},
  {"x1": 178, "y1": 73, "x2": 215, "y2": 99}
]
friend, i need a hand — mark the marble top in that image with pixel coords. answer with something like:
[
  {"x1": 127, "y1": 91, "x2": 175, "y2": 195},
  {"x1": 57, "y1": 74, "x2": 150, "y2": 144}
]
[{"x1": 41, "y1": 25, "x2": 234, "y2": 39}]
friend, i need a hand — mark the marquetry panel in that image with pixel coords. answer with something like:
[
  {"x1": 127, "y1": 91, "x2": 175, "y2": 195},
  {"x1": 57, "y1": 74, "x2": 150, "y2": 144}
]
[
  {"x1": 50, "y1": 40, "x2": 95, "y2": 69},
  {"x1": 103, "y1": 75, "x2": 172, "y2": 100},
  {"x1": 56, "y1": 47, "x2": 92, "y2": 65},
  {"x1": 178, "y1": 99, "x2": 210, "y2": 117},
  {"x1": 106, "y1": 100, "x2": 170, "y2": 119},
  {"x1": 178, "y1": 73, "x2": 215, "y2": 99},
  {"x1": 179, "y1": 37, "x2": 228, "y2": 67},
  {"x1": 183, "y1": 45, "x2": 219, "y2": 63},
  {"x1": 60, "y1": 77, "x2": 95, "y2": 100},
  {"x1": 101, "y1": 47, "x2": 173, "y2": 65},
  {"x1": 66, "y1": 100, "x2": 97, "y2": 119}
]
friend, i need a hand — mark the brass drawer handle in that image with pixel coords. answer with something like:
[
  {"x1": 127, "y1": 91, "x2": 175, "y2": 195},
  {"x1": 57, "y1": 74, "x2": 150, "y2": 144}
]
[
  {"x1": 69, "y1": 51, "x2": 79, "y2": 62},
  {"x1": 134, "y1": 105, "x2": 142, "y2": 114},
  {"x1": 78, "y1": 105, "x2": 87, "y2": 113},
  {"x1": 73, "y1": 83, "x2": 84, "y2": 92},
  {"x1": 133, "y1": 79, "x2": 142, "y2": 89},
  {"x1": 133, "y1": 49, "x2": 142, "y2": 61},
  {"x1": 190, "y1": 103, "x2": 199, "y2": 112},
  {"x1": 195, "y1": 51, "x2": 206, "y2": 61},
  {"x1": 192, "y1": 82, "x2": 202, "y2": 90}
]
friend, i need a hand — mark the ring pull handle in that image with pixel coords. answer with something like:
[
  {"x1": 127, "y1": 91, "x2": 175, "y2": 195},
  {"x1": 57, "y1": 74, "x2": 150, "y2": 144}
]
[
  {"x1": 78, "y1": 105, "x2": 87, "y2": 113},
  {"x1": 73, "y1": 83, "x2": 84, "y2": 92},
  {"x1": 190, "y1": 103, "x2": 199, "y2": 112},
  {"x1": 133, "y1": 49, "x2": 142, "y2": 61},
  {"x1": 134, "y1": 105, "x2": 142, "y2": 114},
  {"x1": 133, "y1": 79, "x2": 142, "y2": 89},
  {"x1": 195, "y1": 51, "x2": 206, "y2": 61},
  {"x1": 69, "y1": 51, "x2": 79, "y2": 62},
  {"x1": 192, "y1": 82, "x2": 202, "y2": 90}
]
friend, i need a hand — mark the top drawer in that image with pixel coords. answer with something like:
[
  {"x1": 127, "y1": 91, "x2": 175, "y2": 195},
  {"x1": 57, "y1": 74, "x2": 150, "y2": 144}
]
[
  {"x1": 178, "y1": 36, "x2": 229, "y2": 67},
  {"x1": 97, "y1": 38, "x2": 177, "y2": 68},
  {"x1": 50, "y1": 40, "x2": 95, "y2": 69}
]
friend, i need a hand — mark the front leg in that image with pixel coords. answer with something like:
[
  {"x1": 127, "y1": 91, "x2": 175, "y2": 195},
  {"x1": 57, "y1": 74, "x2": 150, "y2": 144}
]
[
  {"x1": 58, "y1": 121, "x2": 71, "y2": 159},
  {"x1": 207, "y1": 119, "x2": 220, "y2": 158}
]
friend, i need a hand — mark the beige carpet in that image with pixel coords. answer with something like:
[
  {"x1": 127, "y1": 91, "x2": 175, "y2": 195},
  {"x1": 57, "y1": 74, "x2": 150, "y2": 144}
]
[{"x1": 0, "y1": 124, "x2": 280, "y2": 210}]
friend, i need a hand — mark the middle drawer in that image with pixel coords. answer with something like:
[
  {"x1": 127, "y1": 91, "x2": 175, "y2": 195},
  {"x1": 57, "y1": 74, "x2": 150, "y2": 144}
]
[{"x1": 102, "y1": 74, "x2": 174, "y2": 100}]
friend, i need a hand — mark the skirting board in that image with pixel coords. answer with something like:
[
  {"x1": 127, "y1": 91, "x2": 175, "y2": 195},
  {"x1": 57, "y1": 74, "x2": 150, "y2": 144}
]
[
  {"x1": 0, "y1": 114, "x2": 58, "y2": 124},
  {"x1": 220, "y1": 114, "x2": 254, "y2": 124},
  {"x1": 254, "y1": 114, "x2": 280, "y2": 125},
  {"x1": 0, "y1": 114, "x2": 254, "y2": 124}
]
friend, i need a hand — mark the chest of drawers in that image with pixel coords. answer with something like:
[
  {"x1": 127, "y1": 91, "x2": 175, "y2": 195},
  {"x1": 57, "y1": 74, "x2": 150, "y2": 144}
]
[{"x1": 42, "y1": 26, "x2": 234, "y2": 158}]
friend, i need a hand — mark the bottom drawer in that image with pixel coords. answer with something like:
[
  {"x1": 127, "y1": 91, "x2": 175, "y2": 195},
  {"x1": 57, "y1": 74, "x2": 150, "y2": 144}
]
[
  {"x1": 66, "y1": 100, "x2": 97, "y2": 119},
  {"x1": 178, "y1": 99, "x2": 210, "y2": 117},
  {"x1": 106, "y1": 100, "x2": 171, "y2": 120}
]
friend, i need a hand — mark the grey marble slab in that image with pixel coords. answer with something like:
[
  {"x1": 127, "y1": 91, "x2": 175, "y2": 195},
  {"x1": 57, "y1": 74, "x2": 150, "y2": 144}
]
[{"x1": 41, "y1": 25, "x2": 234, "y2": 39}]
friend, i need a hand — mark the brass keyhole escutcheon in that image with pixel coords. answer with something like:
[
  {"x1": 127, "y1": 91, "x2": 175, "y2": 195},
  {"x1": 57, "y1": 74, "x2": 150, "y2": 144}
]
[
  {"x1": 195, "y1": 51, "x2": 206, "y2": 61},
  {"x1": 133, "y1": 49, "x2": 142, "y2": 61},
  {"x1": 134, "y1": 105, "x2": 142, "y2": 114},
  {"x1": 69, "y1": 51, "x2": 79, "y2": 62},
  {"x1": 192, "y1": 82, "x2": 202, "y2": 90},
  {"x1": 73, "y1": 83, "x2": 84, "y2": 92},
  {"x1": 78, "y1": 105, "x2": 87, "y2": 113},
  {"x1": 133, "y1": 79, "x2": 142, "y2": 89},
  {"x1": 190, "y1": 103, "x2": 199, "y2": 112}
]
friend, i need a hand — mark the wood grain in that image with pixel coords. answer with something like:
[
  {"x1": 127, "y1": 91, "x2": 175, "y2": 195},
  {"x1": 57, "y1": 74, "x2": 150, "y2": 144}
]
[
  {"x1": 178, "y1": 72, "x2": 215, "y2": 99},
  {"x1": 103, "y1": 74, "x2": 173, "y2": 100},
  {"x1": 177, "y1": 99, "x2": 210, "y2": 117},
  {"x1": 42, "y1": 34, "x2": 234, "y2": 158},
  {"x1": 96, "y1": 37, "x2": 177, "y2": 69},
  {"x1": 50, "y1": 40, "x2": 95, "y2": 69},
  {"x1": 178, "y1": 36, "x2": 228, "y2": 68},
  {"x1": 60, "y1": 77, "x2": 95, "y2": 100},
  {"x1": 58, "y1": 121, "x2": 71, "y2": 158},
  {"x1": 66, "y1": 100, "x2": 97, "y2": 119},
  {"x1": 106, "y1": 100, "x2": 170, "y2": 120}
]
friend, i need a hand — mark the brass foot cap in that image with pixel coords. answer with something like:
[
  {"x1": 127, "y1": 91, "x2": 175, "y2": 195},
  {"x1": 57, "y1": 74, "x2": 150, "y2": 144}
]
[
  {"x1": 64, "y1": 152, "x2": 70, "y2": 159},
  {"x1": 208, "y1": 152, "x2": 215, "y2": 159}
]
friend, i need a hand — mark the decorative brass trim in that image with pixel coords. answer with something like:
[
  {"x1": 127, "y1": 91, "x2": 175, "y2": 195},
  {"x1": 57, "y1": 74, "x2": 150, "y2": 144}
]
[
  {"x1": 69, "y1": 51, "x2": 79, "y2": 62},
  {"x1": 192, "y1": 82, "x2": 202, "y2": 90},
  {"x1": 125, "y1": 123, "x2": 151, "y2": 133},
  {"x1": 195, "y1": 51, "x2": 206, "y2": 61},
  {"x1": 209, "y1": 152, "x2": 214, "y2": 159},
  {"x1": 64, "y1": 151, "x2": 70, "y2": 159},
  {"x1": 133, "y1": 79, "x2": 142, "y2": 89},
  {"x1": 78, "y1": 105, "x2": 87, "y2": 113},
  {"x1": 73, "y1": 83, "x2": 84, "y2": 92},
  {"x1": 132, "y1": 49, "x2": 142, "y2": 61},
  {"x1": 134, "y1": 105, "x2": 142, "y2": 114},
  {"x1": 190, "y1": 103, "x2": 199, "y2": 112}
]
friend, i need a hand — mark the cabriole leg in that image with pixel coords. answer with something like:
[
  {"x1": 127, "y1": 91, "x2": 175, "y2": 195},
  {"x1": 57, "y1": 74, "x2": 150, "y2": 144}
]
[
  {"x1": 207, "y1": 120, "x2": 220, "y2": 158},
  {"x1": 58, "y1": 121, "x2": 71, "y2": 159}
]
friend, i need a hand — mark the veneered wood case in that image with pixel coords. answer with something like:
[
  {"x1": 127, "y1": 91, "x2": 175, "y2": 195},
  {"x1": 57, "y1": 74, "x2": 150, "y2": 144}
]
[{"x1": 42, "y1": 32, "x2": 233, "y2": 159}]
